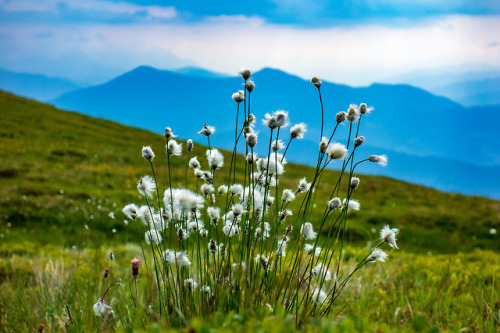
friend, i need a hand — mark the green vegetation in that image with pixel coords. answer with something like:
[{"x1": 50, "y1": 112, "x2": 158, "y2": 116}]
[{"x1": 0, "y1": 90, "x2": 499, "y2": 332}]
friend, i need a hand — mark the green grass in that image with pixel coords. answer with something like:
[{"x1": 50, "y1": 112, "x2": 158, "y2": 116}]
[{"x1": 0, "y1": 90, "x2": 499, "y2": 332}]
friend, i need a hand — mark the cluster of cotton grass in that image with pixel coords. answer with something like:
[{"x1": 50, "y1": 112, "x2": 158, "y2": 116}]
[{"x1": 111, "y1": 69, "x2": 398, "y2": 326}]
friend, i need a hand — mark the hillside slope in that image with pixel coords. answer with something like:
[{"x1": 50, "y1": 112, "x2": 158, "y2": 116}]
[{"x1": 1, "y1": 90, "x2": 499, "y2": 252}]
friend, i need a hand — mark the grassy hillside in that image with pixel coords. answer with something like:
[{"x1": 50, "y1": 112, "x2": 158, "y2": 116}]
[{"x1": 0, "y1": 90, "x2": 499, "y2": 253}]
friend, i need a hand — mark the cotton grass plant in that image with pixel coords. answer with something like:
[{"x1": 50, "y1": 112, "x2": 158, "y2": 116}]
[{"x1": 114, "y1": 69, "x2": 398, "y2": 327}]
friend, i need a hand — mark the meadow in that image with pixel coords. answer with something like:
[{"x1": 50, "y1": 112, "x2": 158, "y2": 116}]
[{"x1": 0, "y1": 78, "x2": 499, "y2": 333}]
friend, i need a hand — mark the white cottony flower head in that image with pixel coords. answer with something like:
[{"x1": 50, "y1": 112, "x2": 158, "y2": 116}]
[
  {"x1": 319, "y1": 137, "x2": 328, "y2": 153},
  {"x1": 347, "y1": 104, "x2": 359, "y2": 123},
  {"x1": 271, "y1": 139, "x2": 285, "y2": 152},
  {"x1": 276, "y1": 236, "x2": 288, "y2": 257},
  {"x1": 222, "y1": 221, "x2": 240, "y2": 237},
  {"x1": 304, "y1": 244, "x2": 321, "y2": 256},
  {"x1": 207, "y1": 207, "x2": 220, "y2": 223},
  {"x1": 369, "y1": 154, "x2": 388, "y2": 167},
  {"x1": 231, "y1": 203, "x2": 245, "y2": 216},
  {"x1": 187, "y1": 220, "x2": 204, "y2": 233},
  {"x1": 297, "y1": 177, "x2": 311, "y2": 194},
  {"x1": 336, "y1": 111, "x2": 347, "y2": 123},
  {"x1": 189, "y1": 156, "x2": 200, "y2": 169},
  {"x1": 240, "y1": 68, "x2": 252, "y2": 80},
  {"x1": 246, "y1": 132, "x2": 258, "y2": 148},
  {"x1": 232, "y1": 90, "x2": 245, "y2": 102},
  {"x1": 255, "y1": 222, "x2": 271, "y2": 239},
  {"x1": 326, "y1": 142, "x2": 347, "y2": 160},
  {"x1": 198, "y1": 124, "x2": 215, "y2": 137},
  {"x1": 163, "y1": 249, "x2": 191, "y2": 267},
  {"x1": 342, "y1": 198, "x2": 360, "y2": 212},
  {"x1": 93, "y1": 299, "x2": 113, "y2": 316},
  {"x1": 290, "y1": 123, "x2": 307, "y2": 139},
  {"x1": 354, "y1": 136, "x2": 365, "y2": 147},
  {"x1": 246, "y1": 152, "x2": 258, "y2": 164},
  {"x1": 142, "y1": 146, "x2": 155, "y2": 161},
  {"x1": 245, "y1": 80, "x2": 255, "y2": 92},
  {"x1": 300, "y1": 222, "x2": 317, "y2": 240},
  {"x1": 187, "y1": 139, "x2": 193, "y2": 152},
  {"x1": 312, "y1": 263, "x2": 331, "y2": 281},
  {"x1": 200, "y1": 184, "x2": 214, "y2": 197},
  {"x1": 367, "y1": 248, "x2": 388, "y2": 263},
  {"x1": 201, "y1": 285, "x2": 212, "y2": 294},
  {"x1": 145, "y1": 230, "x2": 162, "y2": 245},
  {"x1": 206, "y1": 149, "x2": 224, "y2": 170},
  {"x1": 218, "y1": 185, "x2": 228, "y2": 196},
  {"x1": 311, "y1": 288, "x2": 327, "y2": 304},
  {"x1": 273, "y1": 110, "x2": 289, "y2": 128},
  {"x1": 350, "y1": 177, "x2": 360, "y2": 190},
  {"x1": 137, "y1": 205, "x2": 154, "y2": 226},
  {"x1": 164, "y1": 188, "x2": 205, "y2": 213},
  {"x1": 380, "y1": 225, "x2": 399, "y2": 249},
  {"x1": 164, "y1": 127, "x2": 176, "y2": 139},
  {"x1": 359, "y1": 103, "x2": 374, "y2": 115},
  {"x1": 281, "y1": 189, "x2": 295, "y2": 204},
  {"x1": 328, "y1": 198, "x2": 341, "y2": 210},
  {"x1": 230, "y1": 184, "x2": 244, "y2": 197},
  {"x1": 167, "y1": 140, "x2": 182, "y2": 156},
  {"x1": 262, "y1": 113, "x2": 278, "y2": 129},
  {"x1": 184, "y1": 278, "x2": 198, "y2": 292},
  {"x1": 137, "y1": 176, "x2": 156, "y2": 198},
  {"x1": 122, "y1": 203, "x2": 138, "y2": 220}
]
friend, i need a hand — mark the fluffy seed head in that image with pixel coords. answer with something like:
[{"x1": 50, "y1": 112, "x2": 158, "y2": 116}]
[
  {"x1": 246, "y1": 133, "x2": 258, "y2": 148},
  {"x1": 354, "y1": 136, "x2": 365, "y2": 147},
  {"x1": 347, "y1": 104, "x2": 359, "y2": 123},
  {"x1": 380, "y1": 225, "x2": 399, "y2": 249},
  {"x1": 272, "y1": 139, "x2": 285, "y2": 152},
  {"x1": 230, "y1": 184, "x2": 244, "y2": 197},
  {"x1": 336, "y1": 111, "x2": 347, "y2": 123},
  {"x1": 240, "y1": 68, "x2": 252, "y2": 80},
  {"x1": 206, "y1": 149, "x2": 224, "y2": 170},
  {"x1": 246, "y1": 152, "x2": 258, "y2": 164},
  {"x1": 263, "y1": 113, "x2": 278, "y2": 129},
  {"x1": 123, "y1": 203, "x2": 138, "y2": 220},
  {"x1": 350, "y1": 177, "x2": 360, "y2": 190},
  {"x1": 218, "y1": 185, "x2": 228, "y2": 196},
  {"x1": 207, "y1": 207, "x2": 220, "y2": 224},
  {"x1": 145, "y1": 230, "x2": 162, "y2": 245},
  {"x1": 164, "y1": 127, "x2": 176, "y2": 139},
  {"x1": 359, "y1": 103, "x2": 373, "y2": 114},
  {"x1": 273, "y1": 110, "x2": 289, "y2": 128},
  {"x1": 328, "y1": 197, "x2": 341, "y2": 210},
  {"x1": 281, "y1": 189, "x2": 296, "y2": 204},
  {"x1": 300, "y1": 222, "x2": 317, "y2": 240},
  {"x1": 342, "y1": 198, "x2": 360, "y2": 212},
  {"x1": 290, "y1": 123, "x2": 307, "y2": 139},
  {"x1": 137, "y1": 176, "x2": 156, "y2": 198},
  {"x1": 319, "y1": 137, "x2": 328, "y2": 153},
  {"x1": 142, "y1": 146, "x2": 155, "y2": 161},
  {"x1": 167, "y1": 140, "x2": 182, "y2": 156},
  {"x1": 187, "y1": 139, "x2": 193, "y2": 152},
  {"x1": 245, "y1": 80, "x2": 255, "y2": 92},
  {"x1": 189, "y1": 156, "x2": 200, "y2": 169},
  {"x1": 304, "y1": 244, "x2": 321, "y2": 256},
  {"x1": 326, "y1": 143, "x2": 347, "y2": 160},
  {"x1": 297, "y1": 178, "x2": 311, "y2": 194},
  {"x1": 367, "y1": 248, "x2": 388, "y2": 263},
  {"x1": 311, "y1": 288, "x2": 327, "y2": 304},
  {"x1": 200, "y1": 184, "x2": 214, "y2": 197},
  {"x1": 232, "y1": 90, "x2": 245, "y2": 102},
  {"x1": 312, "y1": 263, "x2": 331, "y2": 281},
  {"x1": 198, "y1": 124, "x2": 215, "y2": 137},
  {"x1": 184, "y1": 278, "x2": 198, "y2": 292},
  {"x1": 369, "y1": 154, "x2": 388, "y2": 167}
]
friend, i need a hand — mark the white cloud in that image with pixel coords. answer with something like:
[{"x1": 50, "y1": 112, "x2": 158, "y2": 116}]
[
  {"x1": 0, "y1": 0, "x2": 176, "y2": 19},
  {"x1": 0, "y1": 14, "x2": 498, "y2": 85}
]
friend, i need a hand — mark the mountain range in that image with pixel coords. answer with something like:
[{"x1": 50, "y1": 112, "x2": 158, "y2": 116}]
[{"x1": 4, "y1": 65, "x2": 499, "y2": 198}]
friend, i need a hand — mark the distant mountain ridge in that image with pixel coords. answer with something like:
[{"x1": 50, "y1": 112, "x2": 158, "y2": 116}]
[
  {"x1": 0, "y1": 68, "x2": 81, "y2": 101},
  {"x1": 49, "y1": 65, "x2": 500, "y2": 198}
]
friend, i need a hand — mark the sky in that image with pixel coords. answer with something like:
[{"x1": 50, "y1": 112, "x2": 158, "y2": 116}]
[{"x1": 0, "y1": 0, "x2": 499, "y2": 85}]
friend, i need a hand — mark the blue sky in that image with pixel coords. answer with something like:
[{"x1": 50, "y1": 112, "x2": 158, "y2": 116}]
[{"x1": 0, "y1": 0, "x2": 499, "y2": 85}]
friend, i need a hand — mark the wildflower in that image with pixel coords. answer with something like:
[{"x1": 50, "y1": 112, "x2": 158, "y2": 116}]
[
  {"x1": 276, "y1": 235, "x2": 288, "y2": 257},
  {"x1": 301, "y1": 222, "x2": 317, "y2": 240},
  {"x1": 230, "y1": 184, "x2": 243, "y2": 197},
  {"x1": 232, "y1": 203, "x2": 245, "y2": 217},
  {"x1": 93, "y1": 299, "x2": 113, "y2": 316},
  {"x1": 255, "y1": 222, "x2": 271, "y2": 239},
  {"x1": 273, "y1": 110, "x2": 289, "y2": 128},
  {"x1": 187, "y1": 157, "x2": 200, "y2": 170},
  {"x1": 200, "y1": 228, "x2": 208, "y2": 237},
  {"x1": 246, "y1": 132, "x2": 258, "y2": 148},
  {"x1": 218, "y1": 185, "x2": 228, "y2": 196},
  {"x1": 286, "y1": 224, "x2": 293, "y2": 233},
  {"x1": 262, "y1": 113, "x2": 278, "y2": 129},
  {"x1": 109, "y1": 252, "x2": 115, "y2": 260},
  {"x1": 222, "y1": 221, "x2": 239, "y2": 237},
  {"x1": 312, "y1": 263, "x2": 331, "y2": 281},
  {"x1": 254, "y1": 254, "x2": 269, "y2": 270},
  {"x1": 232, "y1": 90, "x2": 245, "y2": 102},
  {"x1": 200, "y1": 184, "x2": 214, "y2": 197},
  {"x1": 240, "y1": 68, "x2": 252, "y2": 80},
  {"x1": 245, "y1": 80, "x2": 255, "y2": 92},
  {"x1": 311, "y1": 288, "x2": 327, "y2": 304},
  {"x1": 109, "y1": 212, "x2": 115, "y2": 219},
  {"x1": 342, "y1": 198, "x2": 360, "y2": 211},
  {"x1": 380, "y1": 225, "x2": 399, "y2": 249},
  {"x1": 328, "y1": 198, "x2": 341, "y2": 210},
  {"x1": 112, "y1": 228, "x2": 117, "y2": 233},
  {"x1": 232, "y1": 262, "x2": 246, "y2": 271},
  {"x1": 272, "y1": 139, "x2": 285, "y2": 152},
  {"x1": 207, "y1": 207, "x2": 220, "y2": 224},
  {"x1": 290, "y1": 123, "x2": 307, "y2": 139},
  {"x1": 38, "y1": 324, "x2": 45, "y2": 333},
  {"x1": 177, "y1": 227, "x2": 187, "y2": 241},
  {"x1": 123, "y1": 203, "x2": 138, "y2": 220},
  {"x1": 104, "y1": 268, "x2": 111, "y2": 279},
  {"x1": 137, "y1": 176, "x2": 156, "y2": 198},
  {"x1": 167, "y1": 140, "x2": 182, "y2": 156},
  {"x1": 198, "y1": 124, "x2": 215, "y2": 137},
  {"x1": 281, "y1": 189, "x2": 295, "y2": 204},
  {"x1": 246, "y1": 152, "x2": 258, "y2": 164},
  {"x1": 142, "y1": 146, "x2": 155, "y2": 161},
  {"x1": 369, "y1": 154, "x2": 388, "y2": 167},
  {"x1": 206, "y1": 149, "x2": 224, "y2": 170},
  {"x1": 187, "y1": 220, "x2": 204, "y2": 233},
  {"x1": 208, "y1": 239, "x2": 217, "y2": 255},
  {"x1": 164, "y1": 188, "x2": 204, "y2": 213},
  {"x1": 304, "y1": 244, "x2": 321, "y2": 256},
  {"x1": 346, "y1": 104, "x2": 359, "y2": 123},
  {"x1": 350, "y1": 177, "x2": 360, "y2": 190},
  {"x1": 194, "y1": 168, "x2": 204, "y2": 179},
  {"x1": 326, "y1": 142, "x2": 347, "y2": 160},
  {"x1": 354, "y1": 136, "x2": 365, "y2": 147},
  {"x1": 310, "y1": 76, "x2": 322, "y2": 88},
  {"x1": 266, "y1": 195, "x2": 275, "y2": 207},
  {"x1": 131, "y1": 258, "x2": 141, "y2": 277},
  {"x1": 490, "y1": 228, "x2": 497, "y2": 235},
  {"x1": 297, "y1": 178, "x2": 311, "y2": 194},
  {"x1": 367, "y1": 248, "x2": 388, "y2": 263},
  {"x1": 319, "y1": 137, "x2": 328, "y2": 153},
  {"x1": 201, "y1": 285, "x2": 212, "y2": 294},
  {"x1": 279, "y1": 209, "x2": 293, "y2": 222},
  {"x1": 145, "y1": 230, "x2": 162, "y2": 245},
  {"x1": 184, "y1": 278, "x2": 198, "y2": 292},
  {"x1": 336, "y1": 111, "x2": 347, "y2": 123},
  {"x1": 359, "y1": 103, "x2": 373, "y2": 114},
  {"x1": 164, "y1": 127, "x2": 176, "y2": 139},
  {"x1": 163, "y1": 250, "x2": 191, "y2": 267},
  {"x1": 187, "y1": 139, "x2": 193, "y2": 152}
]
